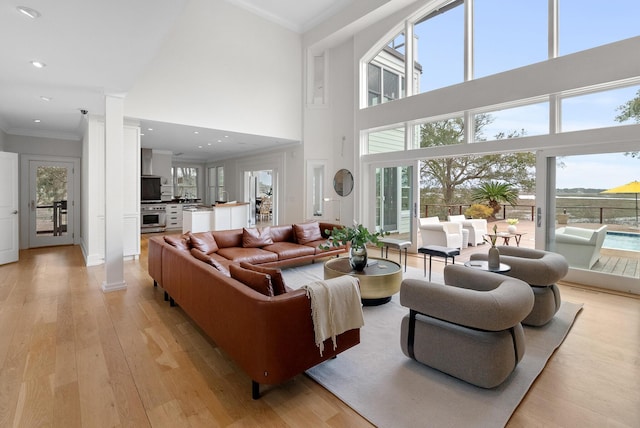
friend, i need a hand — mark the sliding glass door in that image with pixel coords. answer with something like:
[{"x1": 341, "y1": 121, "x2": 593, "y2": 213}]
[
  {"x1": 374, "y1": 165, "x2": 414, "y2": 240},
  {"x1": 541, "y1": 150, "x2": 640, "y2": 294}
]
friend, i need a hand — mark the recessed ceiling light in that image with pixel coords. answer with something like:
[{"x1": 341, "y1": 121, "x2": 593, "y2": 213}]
[
  {"x1": 198, "y1": 145, "x2": 203, "y2": 149},
  {"x1": 225, "y1": 135, "x2": 229, "y2": 138},
  {"x1": 31, "y1": 60, "x2": 46, "y2": 69},
  {"x1": 33, "y1": 119, "x2": 41, "y2": 123},
  {"x1": 140, "y1": 133, "x2": 145, "y2": 136},
  {"x1": 207, "y1": 143, "x2": 212, "y2": 146},
  {"x1": 17, "y1": 6, "x2": 41, "y2": 19},
  {"x1": 147, "y1": 128, "x2": 153, "y2": 131},
  {"x1": 40, "y1": 96, "x2": 52, "y2": 101},
  {"x1": 217, "y1": 139, "x2": 222, "y2": 143},
  {"x1": 194, "y1": 131, "x2": 199, "y2": 134}
]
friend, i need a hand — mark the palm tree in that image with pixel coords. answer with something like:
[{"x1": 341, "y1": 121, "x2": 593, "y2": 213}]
[{"x1": 471, "y1": 181, "x2": 519, "y2": 216}]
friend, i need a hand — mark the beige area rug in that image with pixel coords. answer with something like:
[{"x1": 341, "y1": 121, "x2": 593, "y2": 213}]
[{"x1": 282, "y1": 262, "x2": 583, "y2": 428}]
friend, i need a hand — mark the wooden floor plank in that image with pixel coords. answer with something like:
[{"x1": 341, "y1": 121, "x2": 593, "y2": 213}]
[{"x1": 0, "y1": 241, "x2": 638, "y2": 427}]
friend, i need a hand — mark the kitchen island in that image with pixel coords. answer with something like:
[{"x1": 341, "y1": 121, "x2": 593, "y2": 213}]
[{"x1": 182, "y1": 202, "x2": 250, "y2": 233}]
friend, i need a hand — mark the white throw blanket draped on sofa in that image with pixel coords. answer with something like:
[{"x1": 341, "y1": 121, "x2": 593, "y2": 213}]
[{"x1": 302, "y1": 276, "x2": 364, "y2": 355}]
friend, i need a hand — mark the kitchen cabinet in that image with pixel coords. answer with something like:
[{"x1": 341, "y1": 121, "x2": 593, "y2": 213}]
[
  {"x1": 166, "y1": 204, "x2": 183, "y2": 230},
  {"x1": 182, "y1": 203, "x2": 249, "y2": 233}
]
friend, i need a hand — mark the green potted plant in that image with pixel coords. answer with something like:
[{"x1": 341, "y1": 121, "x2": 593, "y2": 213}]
[{"x1": 322, "y1": 222, "x2": 388, "y2": 271}]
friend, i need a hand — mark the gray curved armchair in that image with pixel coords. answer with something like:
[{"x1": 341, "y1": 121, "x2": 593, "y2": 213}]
[
  {"x1": 400, "y1": 265, "x2": 534, "y2": 388},
  {"x1": 470, "y1": 246, "x2": 568, "y2": 326}
]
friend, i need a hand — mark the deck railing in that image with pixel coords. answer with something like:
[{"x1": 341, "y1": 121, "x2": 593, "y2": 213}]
[{"x1": 424, "y1": 204, "x2": 637, "y2": 225}]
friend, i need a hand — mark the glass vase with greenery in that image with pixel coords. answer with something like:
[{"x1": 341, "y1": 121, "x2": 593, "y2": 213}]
[{"x1": 322, "y1": 223, "x2": 388, "y2": 271}]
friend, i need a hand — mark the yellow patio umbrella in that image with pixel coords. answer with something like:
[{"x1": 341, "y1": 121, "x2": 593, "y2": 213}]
[{"x1": 601, "y1": 180, "x2": 640, "y2": 226}]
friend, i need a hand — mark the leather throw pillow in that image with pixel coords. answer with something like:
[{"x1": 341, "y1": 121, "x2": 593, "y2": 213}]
[
  {"x1": 229, "y1": 264, "x2": 274, "y2": 297},
  {"x1": 242, "y1": 227, "x2": 274, "y2": 248},
  {"x1": 240, "y1": 262, "x2": 287, "y2": 295},
  {"x1": 188, "y1": 232, "x2": 219, "y2": 254},
  {"x1": 164, "y1": 234, "x2": 190, "y2": 251},
  {"x1": 293, "y1": 221, "x2": 322, "y2": 245}
]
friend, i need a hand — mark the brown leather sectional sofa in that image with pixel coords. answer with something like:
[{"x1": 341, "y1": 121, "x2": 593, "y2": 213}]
[{"x1": 147, "y1": 221, "x2": 359, "y2": 398}]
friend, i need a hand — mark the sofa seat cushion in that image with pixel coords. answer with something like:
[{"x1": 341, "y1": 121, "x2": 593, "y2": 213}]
[
  {"x1": 216, "y1": 247, "x2": 279, "y2": 264},
  {"x1": 293, "y1": 221, "x2": 323, "y2": 245},
  {"x1": 305, "y1": 239, "x2": 346, "y2": 254},
  {"x1": 229, "y1": 264, "x2": 274, "y2": 296},
  {"x1": 190, "y1": 248, "x2": 231, "y2": 276},
  {"x1": 188, "y1": 232, "x2": 219, "y2": 254},
  {"x1": 262, "y1": 242, "x2": 316, "y2": 261}
]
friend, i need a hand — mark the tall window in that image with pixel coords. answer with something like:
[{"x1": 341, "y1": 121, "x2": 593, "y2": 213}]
[
  {"x1": 561, "y1": 84, "x2": 640, "y2": 132},
  {"x1": 473, "y1": 0, "x2": 547, "y2": 79},
  {"x1": 559, "y1": 0, "x2": 640, "y2": 56},
  {"x1": 208, "y1": 166, "x2": 225, "y2": 203},
  {"x1": 414, "y1": 0, "x2": 464, "y2": 92},
  {"x1": 173, "y1": 166, "x2": 198, "y2": 199},
  {"x1": 364, "y1": 0, "x2": 640, "y2": 107},
  {"x1": 367, "y1": 32, "x2": 408, "y2": 107}
]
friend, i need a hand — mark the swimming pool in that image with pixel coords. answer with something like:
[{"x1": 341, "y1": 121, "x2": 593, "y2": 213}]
[{"x1": 603, "y1": 231, "x2": 640, "y2": 252}]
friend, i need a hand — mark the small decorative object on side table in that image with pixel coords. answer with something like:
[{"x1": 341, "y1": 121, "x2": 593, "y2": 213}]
[{"x1": 483, "y1": 224, "x2": 500, "y2": 270}]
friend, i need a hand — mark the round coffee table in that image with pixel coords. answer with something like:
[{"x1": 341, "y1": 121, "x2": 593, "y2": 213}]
[
  {"x1": 324, "y1": 257, "x2": 402, "y2": 306},
  {"x1": 463, "y1": 260, "x2": 511, "y2": 274}
]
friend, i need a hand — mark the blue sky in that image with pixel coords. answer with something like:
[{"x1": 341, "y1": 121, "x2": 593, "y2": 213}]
[
  {"x1": 414, "y1": 0, "x2": 640, "y2": 190},
  {"x1": 556, "y1": 153, "x2": 639, "y2": 190}
]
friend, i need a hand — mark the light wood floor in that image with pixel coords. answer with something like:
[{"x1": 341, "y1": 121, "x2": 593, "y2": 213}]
[{"x1": 0, "y1": 239, "x2": 638, "y2": 427}]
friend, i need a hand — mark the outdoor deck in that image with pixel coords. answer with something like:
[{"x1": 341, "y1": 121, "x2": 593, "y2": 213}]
[{"x1": 386, "y1": 219, "x2": 640, "y2": 279}]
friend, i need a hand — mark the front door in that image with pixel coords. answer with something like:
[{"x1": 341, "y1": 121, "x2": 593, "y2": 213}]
[
  {"x1": 0, "y1": 152, "x2": 19, "y2": 265},
  {"x1": 29, "y1": 160, "x2": 75, "y2": 247}
]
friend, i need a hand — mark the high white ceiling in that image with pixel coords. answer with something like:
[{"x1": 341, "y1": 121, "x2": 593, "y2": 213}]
[{"x1": 0, "y1": 0, "x2": 351, "y2": 160}]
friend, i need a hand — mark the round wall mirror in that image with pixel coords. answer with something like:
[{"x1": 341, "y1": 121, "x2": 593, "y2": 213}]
[{"x1": 333, "y1": 169, "x2": 354, "y2": 197}]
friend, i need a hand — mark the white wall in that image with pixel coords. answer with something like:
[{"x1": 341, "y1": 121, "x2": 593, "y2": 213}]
[
  {"x1": 213, "y1": 143, "x2": 304, "y2": 225},
  {"x1": 125, "y1": 0, "x2": 302, "y2": 142},
  {"x1": 303, "y1": 40, "x2": 359, "y2": 225},
  {"x1": 4, "y1": 134, "x2": 82, "y2": 157},
  {"x1": 0, "y1": 129, "x2": 5, "y2": 151}
]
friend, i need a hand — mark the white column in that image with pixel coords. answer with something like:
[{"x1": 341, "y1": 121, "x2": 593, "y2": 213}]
[{"x1": 102, "y1": 94, "x2": 126, "y2": 292}]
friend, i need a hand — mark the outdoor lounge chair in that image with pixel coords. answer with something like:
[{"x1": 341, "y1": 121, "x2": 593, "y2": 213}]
[
  {"x1": 554, "y1": 225, "x2": 607, "y2": 269},
  {"x1": 448, "y1": 215, "x2": 488, "y2": 246}
]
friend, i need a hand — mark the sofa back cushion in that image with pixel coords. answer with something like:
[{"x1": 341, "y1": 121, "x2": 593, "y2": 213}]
[
  {"x1": 243, "y1": 227, "x2": 274, "y2": 248},
  {"x1": 240, "y1": 262, "x2": 287, "y2": 295},
  {"x1": 229, "y1": 264, "x2": 274, "y2": 296},
  {"x1": 270, "y1": 224, "x2": 295, "y2": 242},
  {"x1": 293, "y1": 221, "x2": 323, "y2": 244},
  {"x1": 188, "y1": 232, "x2": 219, "y2": 254},
  {"x1": 211, "y1": 229, "x2": 243, "y2": 248}
]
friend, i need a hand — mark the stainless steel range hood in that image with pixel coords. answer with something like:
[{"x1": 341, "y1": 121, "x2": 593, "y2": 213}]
[{"x1": 141, "y1": 148, "x2": 154, "y2": 176}]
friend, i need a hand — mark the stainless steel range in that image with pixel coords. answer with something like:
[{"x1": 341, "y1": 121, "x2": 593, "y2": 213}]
[{"x1": 141, "y1": 203, "x2": 166, "y2": 233}]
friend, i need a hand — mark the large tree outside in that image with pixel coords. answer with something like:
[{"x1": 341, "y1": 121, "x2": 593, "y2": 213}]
[
  {"x1": 615, "y1": 88, "x2": 640, "y2": 159},
  {"x1": 419, "y1": 114, "x2": 535, "y2": 219}
]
